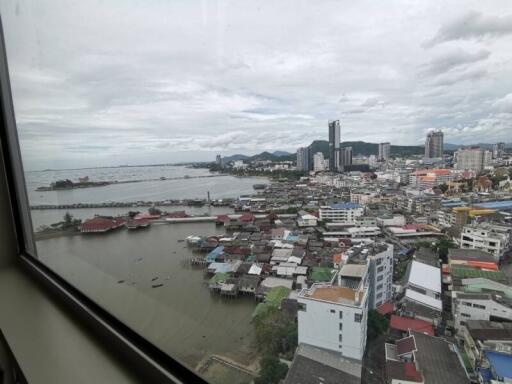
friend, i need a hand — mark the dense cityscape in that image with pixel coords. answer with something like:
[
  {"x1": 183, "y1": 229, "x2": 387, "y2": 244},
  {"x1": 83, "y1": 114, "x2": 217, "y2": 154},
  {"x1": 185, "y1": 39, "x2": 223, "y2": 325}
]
[{"x1": 43, "y1": 121, "x2": 512, "y2": 383}]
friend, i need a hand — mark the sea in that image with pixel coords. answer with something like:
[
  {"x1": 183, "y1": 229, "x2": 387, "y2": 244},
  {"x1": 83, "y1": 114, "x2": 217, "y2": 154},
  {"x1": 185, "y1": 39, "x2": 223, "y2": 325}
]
[{"x1": 27, "y1": 165, "x2": 269, "y2": 380}]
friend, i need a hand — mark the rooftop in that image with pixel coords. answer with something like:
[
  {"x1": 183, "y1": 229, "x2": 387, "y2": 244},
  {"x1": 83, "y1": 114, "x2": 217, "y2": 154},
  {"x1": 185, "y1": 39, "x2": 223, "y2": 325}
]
[
  {"x1": 484, "y1": 351, "x2": 512, "y2": 379},
  {"x1": 408, "y1": 260, "x2": 441, "y2": 293},
  {"x1": 328, "y1": 202, "x2": 362, "y2": 210}
]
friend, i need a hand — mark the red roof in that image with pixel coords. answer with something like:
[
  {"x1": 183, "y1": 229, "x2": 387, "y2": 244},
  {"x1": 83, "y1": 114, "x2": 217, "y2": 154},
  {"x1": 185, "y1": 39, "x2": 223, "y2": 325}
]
[
  {"x1": 239, "y1": 213, "x2": 255, "y2": 222},
  {"x1": 376, "y1": 301, "x2": 395, "y2": 316},
  {"x1": 404, "y1": 362, "x2": 423, "y2": 382},
  {"x1": 80, "y1": 216, "x2": 125, "y2": 232},
  {"x1": 134, "y1": 213, "x2": 160, "y2": 220},
  {"x1": 390, "y1": 315, "x2": 434, "y2": 336},
  {"x1": 216, "y1": 214, "x2": 231, "y2": 222},
  {"x1": 396, "y1": 335, "x2": 417, "y2": 355},
  {"x1": 166, "y1": 211, "x2": 188, "y2": 218}
]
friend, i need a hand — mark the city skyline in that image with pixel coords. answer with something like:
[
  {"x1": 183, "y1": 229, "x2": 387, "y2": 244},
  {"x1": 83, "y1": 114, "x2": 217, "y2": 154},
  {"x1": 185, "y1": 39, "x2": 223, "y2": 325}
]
[{"x1": 2, "y1": 1, "x2": 512, "y2": 171}]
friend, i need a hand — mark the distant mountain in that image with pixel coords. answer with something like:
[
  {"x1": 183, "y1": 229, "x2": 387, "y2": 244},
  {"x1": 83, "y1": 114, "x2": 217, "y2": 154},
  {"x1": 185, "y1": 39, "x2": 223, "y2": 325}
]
[
  {"x1": 272, "y1": 150, "x2": 291, "y2": 157},
  {"x1": 220, "y1": 139, "x2": 511, "y2": 164},
  {"x1": 222, "y1": 154, "x2": 249, "y2": 162}
]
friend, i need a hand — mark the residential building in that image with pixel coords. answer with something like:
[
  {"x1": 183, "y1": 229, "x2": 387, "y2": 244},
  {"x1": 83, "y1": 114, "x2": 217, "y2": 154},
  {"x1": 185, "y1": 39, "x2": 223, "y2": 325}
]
[
  {"x1": 455, "y1": 148, "x2": 486, "y2": 172},
  {"x1": 319, "y1": 203, "x2": 364, "y2": 224},
  {"x1": 492, "y1": 142, "x2": 506, "y2": 159},
  {"x1": 379, "y1": 142, "x2": 391, "y2": 161},
  {"x1": 409, "y1": 169, "x2": 454, "y2": 189},
  {"x1": 343, "y1": 242, "x2": 394, "y2": 309},
  {"x1": 452, "y1": 291, "x2": 512, "y2": 330},
  {"x1": 460, "y1": 223, "x2": 511, "y2": 261},
  {"x1": 424, "y1": 130, "x2": 444, "y2": 159},
  {"x1": 328, "y1": 120, "x2": 341, "y2": 171},
  {"x1": 385, "y1": 331, "x2": 469, "y2": 384},
  {"x1": 313, "y1": 152, "x2": 327, "y2": 172},
  {"x1": 401, "y1": 261, "x2": 442, "y2": 325},
  {"x1": 296, "y1": 146, "x2": 312, "y2": 171},
  {"x1": 340, "y1": 146, "x2": 353, "y2": 171},
  {"x1": 298, "y1": 266, "x2": 369, "y2": 360},
  {"x1": 368, "y1": 154, "x2": 377, "y2": 169}
]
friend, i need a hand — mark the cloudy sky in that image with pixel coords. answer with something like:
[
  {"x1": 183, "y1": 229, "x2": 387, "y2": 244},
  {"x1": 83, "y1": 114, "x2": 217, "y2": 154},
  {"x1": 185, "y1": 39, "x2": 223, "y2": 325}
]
[{"x1": 1, "y1": 0, "x2": 512, "y2": 170}]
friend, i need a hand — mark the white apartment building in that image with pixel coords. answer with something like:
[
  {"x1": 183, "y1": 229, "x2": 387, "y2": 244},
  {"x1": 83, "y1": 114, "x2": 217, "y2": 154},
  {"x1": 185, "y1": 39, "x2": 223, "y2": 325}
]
[
  {"x1": 460, "y1": 223, "x2": 511, "y2": 261},
  {"x1": 298, "y1": 268, "x2": 369, "y2": 360},
  {"x1": 376, "y1": 215, "x2": 406, "y2": 227},
  {"x1": 319, "y1": 203, "x2": 364, "y2": 224},
  {"x1": 453, "y1": 292, "x2": 512, "y2": 330},
  {"x1": 343, "y1": 243, "x2": 394, "y2": 309},
  {"x1": 313, "y1": 152, "x2": 327, "y2": 172},
  {"x1": 455, "y1": 148, "x2": 487, "y2": 172}
]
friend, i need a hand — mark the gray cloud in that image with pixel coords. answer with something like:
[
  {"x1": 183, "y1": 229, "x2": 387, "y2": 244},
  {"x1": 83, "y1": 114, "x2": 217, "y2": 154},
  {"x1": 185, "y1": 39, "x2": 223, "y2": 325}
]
[
  {"x1": 419, "y1": 49, "x2": 490, "y2": 76},
  {"x1": 425, "y1": 11, "x2": 512, "y2": 47},
  {"x1": 1, "y1": 0, "x2": 511, "y2": 170}
]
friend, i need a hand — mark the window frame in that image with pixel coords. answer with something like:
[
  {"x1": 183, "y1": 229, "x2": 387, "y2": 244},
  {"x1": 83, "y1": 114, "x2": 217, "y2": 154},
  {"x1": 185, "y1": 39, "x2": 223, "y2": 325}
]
[{"x1": 0, "y1": 17, "x2": 207, "y2": 384}]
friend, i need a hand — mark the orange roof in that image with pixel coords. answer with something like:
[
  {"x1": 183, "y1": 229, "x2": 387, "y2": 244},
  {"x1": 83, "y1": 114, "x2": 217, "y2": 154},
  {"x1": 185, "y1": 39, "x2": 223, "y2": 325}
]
[
  {"x1": 309, "y1": 286, "x2": 356, "y2": 303},
  {"x1": 467, "y1": 261, "x2": 499, "y2": 271},
  {"x1": 333, "y1": 253, "x2": 343, "y2": 263}
]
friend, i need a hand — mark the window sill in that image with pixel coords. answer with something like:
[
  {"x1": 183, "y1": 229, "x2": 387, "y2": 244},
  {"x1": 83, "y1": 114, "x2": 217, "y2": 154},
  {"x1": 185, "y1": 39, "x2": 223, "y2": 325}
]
[{"x1": 0, "y1": 264, "x2": 141, "y2": 384}]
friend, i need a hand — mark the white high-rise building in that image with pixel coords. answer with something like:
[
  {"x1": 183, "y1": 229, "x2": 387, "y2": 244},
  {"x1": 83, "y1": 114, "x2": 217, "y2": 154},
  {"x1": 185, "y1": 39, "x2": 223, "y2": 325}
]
[
  {"x1": 378, "y1": 142, "x2": 390, "y2": 161},
  {"x1": 368, "y1": 155, "x2": 377, "y2": 169},
  {"x1": 455, "y1": 148, "x2": 485, "y2": 172},
  {"x1": 425, "y1": 130, "x2": 444, "y2": 159},
  {"x1": 298, "y1": 265, "x2": 369, "y2": 360},
  {"x1": 313, "y1": 152, "x2": 327, "y2": 172}
]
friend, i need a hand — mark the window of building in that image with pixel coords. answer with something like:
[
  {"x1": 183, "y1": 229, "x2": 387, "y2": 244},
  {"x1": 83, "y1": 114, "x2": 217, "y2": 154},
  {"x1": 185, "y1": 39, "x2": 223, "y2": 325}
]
[
  {"x1": 473, "y1": 304, "x2": 486, "y2": 310},
  {"x1": 339, "y1": 334, "x2": 343, "y2": 342},
  {"x1": 461, "y1": 313, "x2": 471, "y2": 318},
  {"x1": 298, "y1": 303, "x2": 307, "y2": 312},
  {"x1": 330, "y1": 309, "x2": 336, "y2": 314},
  {"x1": 339, "y1": 311, "x2": 343, "y2": 319},
  {"x1": 377, "y1": 275, "x2": 383, "y2": 282},
  {"x1": 339, "y1": 323, "x2": 343, "y2": 331},
  {"x1": 377, "y1": 266, "x2": 384, "y2": 273},
  {"x1": 354, "y1": 313, "x2": 362, "y2": 323},
  {"x1": 376, "y1": 284, "x2": 383, "y2": 291}
]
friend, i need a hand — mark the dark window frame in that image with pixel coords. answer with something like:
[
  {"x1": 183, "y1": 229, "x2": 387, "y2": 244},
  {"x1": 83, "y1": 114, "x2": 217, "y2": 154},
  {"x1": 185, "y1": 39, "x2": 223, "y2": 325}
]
[{"x1": 0, "y1": 17, "x2": 207, "y2": 384}]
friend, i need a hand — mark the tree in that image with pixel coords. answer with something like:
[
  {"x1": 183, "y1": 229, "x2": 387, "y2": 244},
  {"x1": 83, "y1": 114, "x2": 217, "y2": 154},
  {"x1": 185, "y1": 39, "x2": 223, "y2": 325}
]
[
  {"x1": 254, "y1": 308, "x2": 297, "y2": 358},
  {"x1": 435, "y1": 238, "x2": 457, "y2": 263},
  {"x1": 255, "y1": 355, "x2": 288, "y2": 384},
  {"x1": 438, "y1": 183, "x2": 449, "y2": 193},
  {"x1": 367, "y1": 310, "x2": 389, "y2": 341},
  {"x1": 62, "y1": 211, "x2": 73, "y2": 228}
]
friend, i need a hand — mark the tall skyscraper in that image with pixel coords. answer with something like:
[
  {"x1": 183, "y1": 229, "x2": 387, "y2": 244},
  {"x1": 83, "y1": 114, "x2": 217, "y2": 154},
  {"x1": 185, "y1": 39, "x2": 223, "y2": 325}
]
[
  {"x1": 425, "y1": 130, "x2": 444, "y2": 159},
  {"x1": 492, "y1": 142, "x2": 505, "y2": 159},
  {"x1": 328, "y1": 120, "x2": 340, "y2": 171},
  {"x1": 378, "y1": 142, "x2": 390, "y2": 161},
  {"x1": 296, "y1": 146, "x2": 311, "y2": 171},
  {"x1": 340, "y1": 146, "x2": 353, "y2": 171}
]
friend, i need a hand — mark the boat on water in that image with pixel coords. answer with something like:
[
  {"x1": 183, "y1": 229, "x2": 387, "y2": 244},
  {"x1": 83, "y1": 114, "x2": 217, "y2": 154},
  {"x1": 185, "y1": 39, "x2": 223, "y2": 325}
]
[{"x1": 253, "y1": 183, "x2": 266, "y2": 190}]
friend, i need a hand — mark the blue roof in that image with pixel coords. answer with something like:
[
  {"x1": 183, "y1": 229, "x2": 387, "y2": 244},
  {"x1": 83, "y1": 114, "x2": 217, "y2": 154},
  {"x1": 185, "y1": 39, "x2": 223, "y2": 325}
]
[
  {"x1": 206, "y1": 246, "x2": 224, "y2": 262},
  {"x1": 330, "y1": 203, "x2": 362, "y2": 210},
  {"x1": 485, "y1": 351, "x2": 512, "y2": 379},
  {"x1": 442, "y1": 201, "x2": 468, "y2": 207},
  {"x1": 475, "y1": 200, "x2": 512, "y2": 210},
  {"x1": 208, "y1": 262, "x2": 232, "y2": 273},
  {"x1": 285, "y1": 234, "x2": 299, "y2": 242}
]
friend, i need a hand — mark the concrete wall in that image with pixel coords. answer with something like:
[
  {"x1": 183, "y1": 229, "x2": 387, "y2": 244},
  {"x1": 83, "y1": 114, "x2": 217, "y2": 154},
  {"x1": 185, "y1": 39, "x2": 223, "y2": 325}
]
[{"x1": 298, "y1": 296, "x2": 367, "y2": 360}]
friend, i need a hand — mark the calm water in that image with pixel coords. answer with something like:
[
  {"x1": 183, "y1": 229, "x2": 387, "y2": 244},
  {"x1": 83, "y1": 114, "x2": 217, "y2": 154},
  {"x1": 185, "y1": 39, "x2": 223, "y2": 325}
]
[
  {"x1": 36, "y1": 222, "x2": 258, "y2": 371},
  {"x1": 26, "y1": 165, "x2": 267, "y2": 205},
  {"x1": 29, "y1": 165, "x2": 266, "y2": 377}
]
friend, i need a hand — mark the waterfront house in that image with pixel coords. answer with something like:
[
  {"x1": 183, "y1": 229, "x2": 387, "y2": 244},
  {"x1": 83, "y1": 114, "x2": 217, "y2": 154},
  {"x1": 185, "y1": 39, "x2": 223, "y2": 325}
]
[{"x1": 80, "y1": 216, "x2": 126, "y2": 233}]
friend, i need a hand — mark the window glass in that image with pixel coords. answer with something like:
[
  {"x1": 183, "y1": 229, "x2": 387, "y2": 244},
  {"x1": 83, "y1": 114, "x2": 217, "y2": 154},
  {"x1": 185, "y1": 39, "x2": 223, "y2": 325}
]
[{"x1": 2, "y1": 1, "x2": 511, "y2": 384}]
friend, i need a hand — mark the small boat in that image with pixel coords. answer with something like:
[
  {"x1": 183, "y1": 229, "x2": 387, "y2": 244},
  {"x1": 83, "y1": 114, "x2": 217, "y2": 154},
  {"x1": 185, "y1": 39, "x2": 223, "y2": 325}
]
[
  {"x1": 151, "y1": 277, "x2": 159, "y2": 281},
  {"x1": 152, "y1": 283, "x2": 164, "y2": 288}
]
